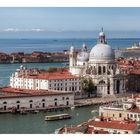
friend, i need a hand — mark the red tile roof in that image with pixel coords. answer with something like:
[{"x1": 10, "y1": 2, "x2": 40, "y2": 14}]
[
  {"x1": 18, "y1": 71, "x2": 79, "y2": 80},
  {"x1": 88, "y1": 120, "x2": 137, "y2": 131},
  {"x1": 0, "y1": 87, "x2": 72, "y2": 98},
  {"x1": 129, "y1": 109, "x2": 140, "y2": 113}
]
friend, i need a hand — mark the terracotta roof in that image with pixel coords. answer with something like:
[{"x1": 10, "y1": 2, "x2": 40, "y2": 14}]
[
  {"x1": 18, "y1": 71, "x2": 79, "y2": 80},
  {"x1": 127, "y1": 94, "x2": 140, "y2": 99},
  {"x1": 0, "y1": 87, "x2": 72, "y2": 98},
  {"x1": 88, "y1": 120, "x2": 137, "y2": 131},
  {"x1": 129, "y1": 109, "x2": 140, "y2": 113}
]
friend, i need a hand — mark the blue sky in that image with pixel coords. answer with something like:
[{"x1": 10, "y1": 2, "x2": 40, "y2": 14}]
[{"x1": 0, "y1": 8, "x2": 140, "y2": 38}]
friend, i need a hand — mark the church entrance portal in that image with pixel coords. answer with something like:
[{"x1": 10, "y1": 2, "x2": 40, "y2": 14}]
[{"x1": 116, "y1": 80, "x2": 120, "y2": 94}]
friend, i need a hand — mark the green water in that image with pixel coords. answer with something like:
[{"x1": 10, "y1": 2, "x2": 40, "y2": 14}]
[
  {"x1": 0, "y1": 105, "x2": 99, "y2": 134},
  {"x1": 0, "y1": 63, "x2": 99, "y2": 134}
]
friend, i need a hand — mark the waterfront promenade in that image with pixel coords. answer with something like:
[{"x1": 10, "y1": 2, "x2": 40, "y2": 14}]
[{"x1": 74, "y1": 93, "x2": 138, "y2": 107}]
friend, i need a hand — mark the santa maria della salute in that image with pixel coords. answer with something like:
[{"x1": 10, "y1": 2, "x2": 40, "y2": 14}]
[
  {"x1": 69, "y1": 29, "x2": 127, "y2": 97},
  {"x1": 0, "y1": 29, "x2": 132, "y2": 115}
]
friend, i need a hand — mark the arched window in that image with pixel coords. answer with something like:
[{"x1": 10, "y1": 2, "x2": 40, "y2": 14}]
[
  {"x1": 3, "y1": 101, "x2": 7, "y2": 104},
  {"x1": 98, "y1": 66, "x2": 101, "y2": 75},
  {"x1": 66, "y1": 101, "x2": 69, "y2": 106},
  {"x1": 54, "y1": 98, "x2": 57, "y2": 101},
  {"x1": 66, "y1": 97, "x2": 69, "y2": 100},
  {"x1": 29, "y1": 100, "x2": 33, "y2": 103},
  {"x1": 16, "y1": 101, "x2": 20, "y2": 103},
  {"x1": 65, "y1": 87, "x2": 67, "y2": 91},
  {"x1": 99, "y1": 80, "x2": 105, "y2": 84},
  {"x1": 103, "y1": 66, "x2": 106, "y2": 74},
  {"x1": 55, "y1": 102, "x2": 57, "y2": 106},
  {"x1": 42, "y1": 99, "x2": 45, "y2": 102},
  {"x1": 112, "y1": 65, "x2": 114, "y2": 70}
]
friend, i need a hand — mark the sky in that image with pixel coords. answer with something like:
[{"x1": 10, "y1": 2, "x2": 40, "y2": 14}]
[{"x1": 0, "y1": 8, "x2": 140, "y2": 38}]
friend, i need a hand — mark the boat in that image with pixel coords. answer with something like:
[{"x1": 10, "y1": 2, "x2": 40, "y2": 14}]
[
  {"x1": 91, "y1": 110, "x2": 98, "y2": 113},
  {"x1": 30, "y1": 110, "x2": 39, "y2": 114},
  {"x1": 71, "y1": 106, "x2": 75, "y2": 111},
  {"x1": 126, "y1": 43, "x2": 140, "y2": 51},
  {"x1": 45, "y1": 113, "x2": 71, "y2": 121}
]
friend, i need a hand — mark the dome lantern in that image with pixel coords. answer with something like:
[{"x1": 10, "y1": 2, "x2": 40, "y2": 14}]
[
  {"x1": 89, "y1": 29, "x2": 115, "y2": 62},
  {"x1": 98, "y1": 28, "x2": 107, "y2": 44},
  {"x1": 82, "y1": 43, "x2": 87, "y2": 52}
]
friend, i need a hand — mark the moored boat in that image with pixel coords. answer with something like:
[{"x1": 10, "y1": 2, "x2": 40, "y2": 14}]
[
  {"x1": 45, "y1": 113, "x2": 71, "y2": 121},
  {"x1": 126, "y1": 43, "x2": 140, "y2": 50}
]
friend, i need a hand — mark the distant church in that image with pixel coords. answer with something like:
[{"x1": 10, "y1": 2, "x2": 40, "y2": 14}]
[{"x1": 69, "y1": 29, "x2": 127, "y2": 97}]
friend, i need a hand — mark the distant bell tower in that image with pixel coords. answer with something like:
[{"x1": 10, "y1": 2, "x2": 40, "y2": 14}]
[
  {"x1": 98, "y1": 28, "x2": 107, "y2": 44},
  {"x1": 69, "y1": 45, "x2": 76, "y2": 68}
]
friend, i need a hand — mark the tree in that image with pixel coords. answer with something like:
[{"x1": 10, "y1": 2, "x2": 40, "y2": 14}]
[{"x1": 81, "y1": 77, "x2": 96, "y2": 97}]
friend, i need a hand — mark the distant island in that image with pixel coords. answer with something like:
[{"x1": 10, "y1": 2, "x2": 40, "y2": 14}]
[{"x1": 0, "y1": 51, "x2": 69, "y2": 64}]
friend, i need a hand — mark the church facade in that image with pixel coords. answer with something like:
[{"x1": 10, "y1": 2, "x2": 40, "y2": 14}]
[{"x1": 69, "y1": 30, "x2": 127, "y2": 97}]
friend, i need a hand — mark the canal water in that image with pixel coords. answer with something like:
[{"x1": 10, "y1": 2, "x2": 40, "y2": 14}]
[
  {"x1": 0, "y1": 105, "x2": 99, "y2": 134},
  {"x1": 0, "y1": 63, "x2": 99, "y2": 134}
]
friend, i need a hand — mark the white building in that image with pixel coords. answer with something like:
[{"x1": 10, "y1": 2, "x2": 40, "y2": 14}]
[
  {"x1": 10, "y1": 67, "x2": 81, "y2": 93},
  {"x1": 99, "y1": 94, "x2": 140, "y2": 122},
  {"x1": 69, "y1": 29, "x2": 127, "y2": 97},
  {"x1": 0, "y1": 87, "x2": 74, "y2": 111}
]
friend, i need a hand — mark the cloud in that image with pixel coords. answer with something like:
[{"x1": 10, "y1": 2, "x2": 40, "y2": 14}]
[
  {"x1": 31, "y1": 28, "x2": 44, "y2": 32},
  {"x1": 3, "y1": 28, "x2": 20, "y2": 32},
  {"x1": 1, "y1": 28, "x2": 45, "y2": 32}
]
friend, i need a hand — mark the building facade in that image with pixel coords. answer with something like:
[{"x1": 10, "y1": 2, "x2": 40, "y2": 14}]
[
  {"x1": 69, "y1": 29, "x2": 127, "y2": 97},
  {"x1": 87, "y1": 117, "x2": 139, "y2": 134},
  {"x1": 10, "y1": 67, "x2": 81, "y2": 93},
  {"x1": 99, "y1": 94, "x2": 140, "y2": 121},
  {"x1": 0, "y1": 88, "x2": 74, "y2": 111}
]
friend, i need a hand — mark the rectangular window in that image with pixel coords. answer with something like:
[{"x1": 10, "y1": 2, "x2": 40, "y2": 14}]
[
  {"x1": 119, "y1": 113, "x2": 122, "y2": 118},
  {"x1": 127, "y1": 114, "x2": 129, "y2": 118}
]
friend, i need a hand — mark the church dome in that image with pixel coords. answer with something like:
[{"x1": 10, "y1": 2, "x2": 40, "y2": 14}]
[
  {"x1": 77, "y1": 51, "x2": 89, "y2": 62},
  {"x1": 89, "y1": 43, "x2": 115, "y2": 61},
  {"x1": 77, "y1": 43, "x2": 89, "y2": 62},
  {"x1": 89, "y1": 29, "x2": 115, "y2": 61}
]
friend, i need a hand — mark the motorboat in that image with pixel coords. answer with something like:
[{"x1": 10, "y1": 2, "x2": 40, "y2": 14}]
[{"x1": 45, "y1": 113, "x2": 71, "y2": 121}]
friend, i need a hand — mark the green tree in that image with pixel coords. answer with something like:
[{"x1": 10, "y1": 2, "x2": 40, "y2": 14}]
[{"x1": 81, "y1": 77, "x2": 96, "y2": 97}]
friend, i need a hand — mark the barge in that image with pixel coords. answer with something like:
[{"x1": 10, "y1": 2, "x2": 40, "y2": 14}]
[{"x1": 45, "y1": 113, "x2": 71, "y2": 121}]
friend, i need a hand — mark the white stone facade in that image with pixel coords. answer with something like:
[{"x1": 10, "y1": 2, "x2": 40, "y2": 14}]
[
  {"x1": 0, "y1": 93, "x2": 74, "y2": 111},
  {"x1": 69, "y1": 30, "x2": 127, "y2": 97},
  {"x1": 10, "y1": 68, "x2": 81, "y2": 93}
]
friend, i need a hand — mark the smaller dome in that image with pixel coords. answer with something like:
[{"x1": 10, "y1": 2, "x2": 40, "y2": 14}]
[{"x1": 77, "y1": 51, "x2": 89, "y2": 62}]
